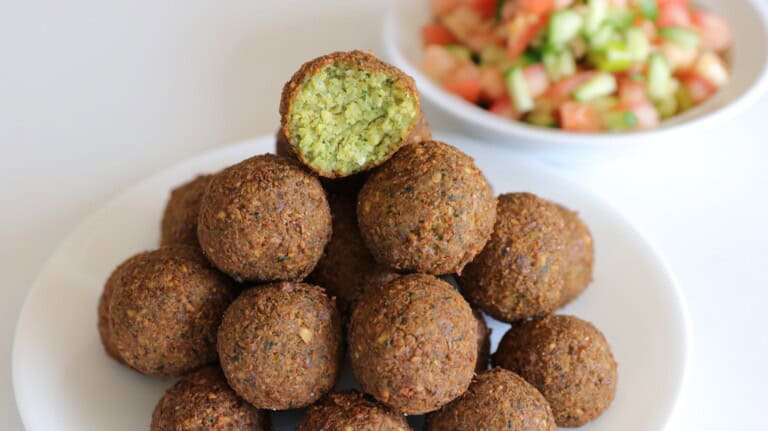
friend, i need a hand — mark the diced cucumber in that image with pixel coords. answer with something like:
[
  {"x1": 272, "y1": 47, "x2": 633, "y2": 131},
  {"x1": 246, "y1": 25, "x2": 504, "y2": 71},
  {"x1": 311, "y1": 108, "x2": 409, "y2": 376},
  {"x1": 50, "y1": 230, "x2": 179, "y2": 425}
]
[
  {"x1": 655, "y1": 95, "x2": 679, "y2": 119},
  {"x1": 626, "y1": 27, "x2": 650, "y2": 62},
  {"x1": 605, "y1": 8, "x2": 637, "y2": 29},
  {"x1": 591, "y1": 41, "x2": 633, "y2": 72},
  {"x1": 543, "y1": 49, "x2": 576, "y2": 81},
  {"x1": 589, "y1": 23, "x2": 618, "y2": 50},
  {"x1": 445, "y1": 44, "x2": 473, "y2": 62},
  {"x1": 659, "y1": 26, "x2": 701, "y2": 49},
  {"x1": 586, "y1": 0, "x2": 608, "y2": 34},
  {"x1": 647, "y1": 53, "x2": 671, "y2": 101},
  {"x1": 591, "y1": 96, "x2": 620, "y2": 112},
  {"x1": 637, "y1": 0, "x2": 658, "y2": 21},
  {"x1": 573, "y1": 73, "x2": 618, "y2": 102},
  {"x1": 548, "y1": 10, "x2": 584, "y2": 47},
  {"x1": 506, "y1": 67, "x2": 534, "y2": 113},
  {"x1": 603, "y1": 110, "x2": 639, "y2": 130}
]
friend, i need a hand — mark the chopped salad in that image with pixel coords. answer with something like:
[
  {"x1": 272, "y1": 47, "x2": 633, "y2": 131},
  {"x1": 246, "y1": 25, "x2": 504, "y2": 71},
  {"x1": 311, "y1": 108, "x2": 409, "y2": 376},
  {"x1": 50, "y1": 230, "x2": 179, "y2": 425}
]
[{"x1": 420, "y1": 0, "x2": 732, "y2": 132}]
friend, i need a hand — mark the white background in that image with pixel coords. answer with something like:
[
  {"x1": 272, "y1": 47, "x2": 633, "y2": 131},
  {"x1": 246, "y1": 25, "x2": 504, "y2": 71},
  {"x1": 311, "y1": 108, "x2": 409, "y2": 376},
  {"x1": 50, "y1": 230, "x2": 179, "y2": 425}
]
[{"x1": 1, "y1": 1, "x2": 766, "y2": 429}]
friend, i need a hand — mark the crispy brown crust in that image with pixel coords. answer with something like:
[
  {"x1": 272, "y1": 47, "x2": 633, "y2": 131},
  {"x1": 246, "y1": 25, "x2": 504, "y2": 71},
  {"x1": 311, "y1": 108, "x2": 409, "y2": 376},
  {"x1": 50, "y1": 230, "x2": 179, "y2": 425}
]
[
  {"x1": 357, "y1": 140, "x2": 496, "y2": 275},
  {"x1": 197, "y1": 154, "x2": 331, "y2": 282},
  {"x1": 473, "y1": 309, "x2": 491, "y2": 374},
  {"x1": 425, "y1": 368, "x2": 557, "y2": 431},
  {"x1": 492, "y1": 315, "x2": 618, "y2": 427},
  {"x1": 348, "y1": 274, "x2": 477, "y2": 415},
  {"x1": 217, "y1": 282, "x2": 343, "y2": 410},
  {"x1": 555, "y1": 204, "x2": 595, "y2": 308},
  {"x1": 279, "y1": 50, "x2": 421, "y2": 178},
  {"x1": 309, "y1": 194, "x2": 400, "y2": 315},
  {"x1": 458, "y1": 193, "x2": 566, "y2": 322},
  {"x1": 296, "y1": 391, "x2": 412, "y2": 431},
  {"x1": 160, "y1": 174, "x2": 212, "y2": 247},
  {"x1": 151, "y1": 366, "x2": 271, "y2": 431},
  {"x1": 98, "y1": 260, "x2": 130, "y2": 364},
  {"x1": 109, "y1": 245, "x2": 235, "y2": 376}
]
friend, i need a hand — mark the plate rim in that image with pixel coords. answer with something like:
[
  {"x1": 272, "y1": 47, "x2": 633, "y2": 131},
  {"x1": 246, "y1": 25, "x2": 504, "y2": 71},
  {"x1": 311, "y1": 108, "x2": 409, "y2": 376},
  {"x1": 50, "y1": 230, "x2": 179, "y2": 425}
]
[{"x1": 12, "y1": 133, "x2": 692, "y2": 430}]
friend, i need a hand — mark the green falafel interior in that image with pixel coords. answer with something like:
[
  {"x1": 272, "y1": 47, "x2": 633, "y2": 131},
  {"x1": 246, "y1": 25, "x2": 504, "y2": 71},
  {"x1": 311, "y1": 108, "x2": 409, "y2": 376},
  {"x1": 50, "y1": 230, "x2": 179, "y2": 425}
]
[{"x1": 287, "y1": 65, "x2": 419, "y2": 176}]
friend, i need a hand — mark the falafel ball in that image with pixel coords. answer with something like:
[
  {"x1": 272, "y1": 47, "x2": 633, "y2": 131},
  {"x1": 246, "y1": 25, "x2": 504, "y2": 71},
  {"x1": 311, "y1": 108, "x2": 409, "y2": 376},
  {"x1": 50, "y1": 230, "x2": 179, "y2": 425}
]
[
  {"x1": 296, "y1": 391, "x2": 412, "y2": 431},
  {"x1": 425, "y1": 368, "x2": 557, "y2": 431},
  {"x1": 473, "y1": 309, "x2": 491, "y2": 373},
  {"x1": 493, "y1": 315, "x2": 618, "y2": 427},
  {"x1": 348, "y1": 274, "x2": 477, "y2": 415},
  {"x1": 109, "y1": 245, "x2": 235, "y2": 376},
  {"x1": 310, "y1": 194, "x2": 400, "y2": 314},
  {"x1": 458, "y1": 193, "x2": 567, "y2": 322},
  {"x1": 217, "y1": 282, "x2": 343, "y2": 410},
  {"x1": 151, "y1": 366, "x2": 271, "y2": 431},
  {"x1": 357, "y1": 140, "x2": 496, "y2": 275},
  {"x1": 555, "y1": 204, "x2": 595, "y2": 307},
  {"x1": 197, "y1": 154, "x2": 331, "y2": 283},
  {"x1": 97, "y1": 260, "x2": 130, "y2": 363},
  {"x1": 279, "y1": 50, "x2": 421, "y2": 178},
  {"x1": 160, "y1": 174, "x2": 212, "y2": 247}
]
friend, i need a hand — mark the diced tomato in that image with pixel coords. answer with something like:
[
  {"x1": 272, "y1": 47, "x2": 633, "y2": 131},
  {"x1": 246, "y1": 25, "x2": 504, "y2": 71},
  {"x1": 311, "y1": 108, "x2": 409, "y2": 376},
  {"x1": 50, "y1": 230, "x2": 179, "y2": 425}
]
[
  {"x1": 659, "y1": 42, "x2": 698, "y2": 71},
  {"x1": 680, "y1": 72, "x2": 717, "y2": 103},
  {"x1": 619, "y1": 78, "x2": 650, "y2": 106},
  {"x1": 553, "y1": 0, "x2": 575, "y2": 9},
  {"x1": 628, "y1": 102, "x2": 661, "y2": 129},
  {"x1": 506, "y1": 13, "x2": 547, "y2": 59},
  {"x1": 658, "y1": 3, "x2": 693, "y2": 29},
  {"x1": 420, "y1": 45, "x2": 460, "y2": 82},
  {"x1": 480, "y1": 65, "x2": 507, "y2": 101},
  {"x1": 692, "y1": 10, "x2": 733, "y2": 52},
  {"x1": 422, "y1": 24, "x2": 458, "y2": 46},
  {"x1": 444, "y1": 79, "x2": 483, "y2": 103},
  {"x1": 523, "y1": 64, "x2": 551, "y2": 98},
  {"x1": 546, "y1": 71, "x2": 599, "y2": 105},
  {"x1": 469, "y1": 0, "x2": 498, "y2": 17},
  {"x1": 519, "y1": 0, "x2": 554, "y2": 15},
  {"x1": 559, "y1": 102, "x2": 602, "y2": 132},
  {"x1": 489, "y1": 96, "x2": 523, "y2": 119},
  {"x1": 658, "y1": 0, "x2": 689, "y2": 6},
  {"x1": 431, "y1": 0, "x2": 462, "y2": 16}
]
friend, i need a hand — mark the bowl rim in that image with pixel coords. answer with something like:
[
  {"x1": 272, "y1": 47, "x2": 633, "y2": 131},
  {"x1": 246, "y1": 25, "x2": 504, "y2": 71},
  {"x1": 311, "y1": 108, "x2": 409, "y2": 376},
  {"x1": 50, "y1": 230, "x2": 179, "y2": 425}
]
[{"x1": 382, "y1": 0, "x2": 768, "y2": 146}]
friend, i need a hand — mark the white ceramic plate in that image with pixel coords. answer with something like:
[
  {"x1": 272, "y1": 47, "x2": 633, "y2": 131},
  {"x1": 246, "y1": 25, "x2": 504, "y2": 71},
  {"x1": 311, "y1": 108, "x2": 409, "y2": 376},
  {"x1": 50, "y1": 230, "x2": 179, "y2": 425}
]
[
  {"x1": 383, "y1": 0, "x2": 768, "y2": 164},
  {"x1": 13, "y1": 134, "x2": 689, "y2": 430}
]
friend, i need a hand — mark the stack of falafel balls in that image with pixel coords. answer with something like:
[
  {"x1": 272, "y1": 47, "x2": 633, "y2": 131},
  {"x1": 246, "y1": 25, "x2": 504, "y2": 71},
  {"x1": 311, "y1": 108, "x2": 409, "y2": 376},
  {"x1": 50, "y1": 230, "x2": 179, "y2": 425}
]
[{"x1": 97, "y1": 50, "x2": 616, "y2": 431}]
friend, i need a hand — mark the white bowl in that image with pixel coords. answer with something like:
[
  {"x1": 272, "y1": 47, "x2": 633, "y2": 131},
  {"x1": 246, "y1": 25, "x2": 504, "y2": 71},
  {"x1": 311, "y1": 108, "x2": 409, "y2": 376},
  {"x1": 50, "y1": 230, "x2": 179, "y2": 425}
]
[{"x1": 383, "y1": 0, "x2": 768, "y2": 164}]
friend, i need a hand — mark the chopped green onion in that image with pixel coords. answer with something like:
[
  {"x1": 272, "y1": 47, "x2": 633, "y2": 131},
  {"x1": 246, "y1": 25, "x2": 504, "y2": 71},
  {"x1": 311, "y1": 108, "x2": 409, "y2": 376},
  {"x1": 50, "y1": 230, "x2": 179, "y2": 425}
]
[
  {"x1": 548, "y1": 10, "x2": 584, "y2": 47},
  {"x1": 626, "y1": 27, "x2": 650, "y2": 62},
  {"x1": 659, "y1": 26, "x2": 701, "y2": 49},
  {"x1": 603, "y1": 110, "x2": 638, "y2": 130},
  {"x1": 586, "y1": 0, "x2": 609, "y2": 34},
  {"x1": 444, "y1": 44, "x2": 473, "y2": 62},
  {"x1": 506, "y1": 66, "x2": 534, "y2": 112},
  {"x1": 591, "y1": 41, "x2": 633, "y2": 72},
  {"x1": 573, "y1": 73, "x2": 618, "y2": 101},
  {"x1": 647, "y1": 53, "x2": 671, "y2": 101},
  {"x1": 637, "y1": 0, "x2": 658, "y2": 21}
]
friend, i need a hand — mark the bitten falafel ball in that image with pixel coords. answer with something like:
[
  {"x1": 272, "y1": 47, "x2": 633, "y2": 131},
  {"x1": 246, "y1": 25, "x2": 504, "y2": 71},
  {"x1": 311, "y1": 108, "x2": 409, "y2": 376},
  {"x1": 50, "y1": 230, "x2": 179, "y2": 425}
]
[
  {"x1": 348, "y1": 274, "x2": 477, "y2": 415},
  {"x1": 493, "y1": 315, "x2": 618, "y2": 427},
  {"x1": 425, "y1": 368, "x2": 557, "y2": 431},
  {"x1": 310, "y1": 194, "x2": 400, "y2": 315},
  {"x1": 358, "y1": 140, "x2": 496, "y2": 275},
  {"x1": 458, "y1": 193, "x2": 567, "y2": 322},
  {"x1": 160, "y1": 174, "x2": 212, "y2": 247},
  {"x1": 217, "y1": 282, "x2": 343, "y2": 410},
  {"x1": 296, "y1": 391, "x2": 412, "y2": 431},
  {"x1": 109, "y1": 245, "x2": 235, "y2": 376},
  {"x1": 151, "y1": 366, "x2": 271, "y2": 431},
  {"x1": 197, "y1": 154, "x2": 331, "y2": 283},
  {"x1": 473, "y1": 309, "x2": 491, "y2": 373},
  {"x1": 555, "y1": 204, "x2": 595, "y2": 307},
  {"x1": 280, "y1": 50, "x2": 421, "y2": 178}
]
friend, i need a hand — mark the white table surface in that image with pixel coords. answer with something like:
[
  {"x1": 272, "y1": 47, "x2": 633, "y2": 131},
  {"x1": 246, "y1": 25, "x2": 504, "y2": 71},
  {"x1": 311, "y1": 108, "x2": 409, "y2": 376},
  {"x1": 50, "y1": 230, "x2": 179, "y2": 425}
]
[{"x1": 2, "y1": 1, "x2": 766, "y2": 429}]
